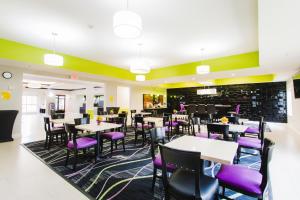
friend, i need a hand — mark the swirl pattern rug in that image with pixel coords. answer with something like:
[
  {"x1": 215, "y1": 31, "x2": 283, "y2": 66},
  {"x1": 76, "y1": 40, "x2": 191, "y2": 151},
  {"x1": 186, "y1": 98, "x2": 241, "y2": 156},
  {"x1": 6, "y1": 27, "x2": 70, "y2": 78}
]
[{"x1": 23, "y1": 131, "x2": 269, "y2": 200}]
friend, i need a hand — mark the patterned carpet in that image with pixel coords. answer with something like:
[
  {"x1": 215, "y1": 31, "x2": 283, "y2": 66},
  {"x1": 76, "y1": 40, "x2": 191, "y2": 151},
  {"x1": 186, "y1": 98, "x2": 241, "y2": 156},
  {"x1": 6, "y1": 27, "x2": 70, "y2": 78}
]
[{"x1": 23, "y1": 129, "x2": 265, "y2": 200}]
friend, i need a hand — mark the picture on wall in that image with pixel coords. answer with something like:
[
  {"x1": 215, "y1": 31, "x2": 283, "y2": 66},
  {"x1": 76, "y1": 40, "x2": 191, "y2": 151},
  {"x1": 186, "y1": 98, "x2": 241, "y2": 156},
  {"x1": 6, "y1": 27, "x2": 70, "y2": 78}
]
[{"x1": 143, "y1": 94, "x2": 165, "y2": 109}]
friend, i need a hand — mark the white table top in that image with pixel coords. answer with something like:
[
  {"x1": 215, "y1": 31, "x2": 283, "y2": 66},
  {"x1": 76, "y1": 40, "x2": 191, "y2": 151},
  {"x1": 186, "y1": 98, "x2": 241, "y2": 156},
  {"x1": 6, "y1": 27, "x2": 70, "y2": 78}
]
[
  {"x1": 98, "y1": 114, "x2": 119, "y2": 119},
  {"x1": 75, "y1": 122, "x2": 121, "y2": 132},
  {"x1": 50, "y1": 118, "x2": 75, "y2": 124},
  {"x1": 165, "y1": 135, "x2": 238, "y2": 164},
  {"x1": 228, "y1": 124, "x2": 248, "y2": 133},
  {"x1": 144, "y1": 117, "x2": 164, "y2": 127}
]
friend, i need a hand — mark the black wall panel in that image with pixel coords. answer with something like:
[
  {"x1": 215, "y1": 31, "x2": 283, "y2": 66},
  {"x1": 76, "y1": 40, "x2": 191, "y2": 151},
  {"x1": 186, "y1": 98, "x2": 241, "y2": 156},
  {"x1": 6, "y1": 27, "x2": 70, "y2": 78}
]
[{"x1": 167, "y1": 82, "x2": 287, "y2": 123}]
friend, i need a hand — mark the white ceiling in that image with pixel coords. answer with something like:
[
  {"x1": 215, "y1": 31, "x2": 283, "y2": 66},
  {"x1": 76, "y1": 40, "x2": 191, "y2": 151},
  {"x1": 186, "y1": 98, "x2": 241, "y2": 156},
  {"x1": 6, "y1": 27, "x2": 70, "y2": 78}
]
[{"x1": 0, "y1": 0, "x2": 258, "y2": 69}]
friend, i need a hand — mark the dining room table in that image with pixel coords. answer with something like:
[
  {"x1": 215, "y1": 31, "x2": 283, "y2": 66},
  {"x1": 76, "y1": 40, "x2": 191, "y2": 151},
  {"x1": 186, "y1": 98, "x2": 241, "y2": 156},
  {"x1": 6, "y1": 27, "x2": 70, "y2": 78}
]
[{"x1": 165, "y1": 135, "x2": 238, "y2": 164}]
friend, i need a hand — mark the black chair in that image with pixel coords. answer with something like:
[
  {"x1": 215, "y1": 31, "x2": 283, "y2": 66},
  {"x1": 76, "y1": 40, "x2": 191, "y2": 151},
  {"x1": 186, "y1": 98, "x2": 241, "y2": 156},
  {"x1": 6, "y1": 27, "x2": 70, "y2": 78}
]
[
  {"x1": 44, "y1": 117, "x2": 66, "y2": 149},
  {"x1": 236, "y1": 122, "x2": 267, "y2": 163},
  {"x1": 100, "y1": 117, "x2": 126, "y2": 156},
  {"x1": 216, "y1": 138, "x2": 275, "y2": 200},
  {"x1": 150, "y1": 128, "x2": 175, "y2": 190},
  {"x1": 130, "y1": 109, "x2": 136, "y2": 127},
  {"x1": 207, "y1": 123, "x2": 231, "y2": 141},
  {"x1": 207, "y1": 105, "x2": 216, "y2": 122},
  {"x1": 134, "y1": 116, "x2": 151, "y2": 146},
  {"x1": 227, "y1": 116, "x2": 240, "y2": 124},
  {"x1": 118, "y1": 113, "x2": 127, "y2": 131},
  {"x1": 0, "y1": 110, "x2": 18, "y2": 142},
  {"x1": 159, "y1": 144, "x2": 219, "y2": 200},
  {"x1": 64, "y1": 123, "x2": 97, "y2": 170}
]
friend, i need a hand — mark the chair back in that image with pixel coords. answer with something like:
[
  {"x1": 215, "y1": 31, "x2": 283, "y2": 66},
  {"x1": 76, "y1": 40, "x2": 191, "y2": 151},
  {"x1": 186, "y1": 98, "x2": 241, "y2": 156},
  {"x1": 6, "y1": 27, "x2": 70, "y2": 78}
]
[
  {"x1": 235, "y1": 104, "x2": 241, "y2": 114},
  {"x1": 74, "y1": 118, "x2": 82, "y2": 125},
  {"x1": 150, "y1": 128, "x2": 166, "y2": 160},
  {"x1": 227, "y1": 116, "x2": 239, "y2": 124},
  {"x1": 258, "y1": 116, "x2": 264, "y2": 131},
  {"x1": 207, "y1": 123, "x2": 230, "y2": 140},
  {"x1": 190, "y1": 115, "x2": 201, "y2": 136},
  {"x1": 118, "y1": 113, "x2": 126, "y2": 118},
  {"x1": 259, "y1": 138, "x2": 275, "y2": 193},
  {"x1": 159, "y1": 144, "x2": 203, "y2": 198},
  {"x1": 130, "y1": 110, "x2": 136, "y2": 118},
  {"x1": 259, "y1": 122, "x2": 266, "y2": 145},
  {"x1": 64, "y1": 123, "x2": 78, "y2": 148},
  {"x1": 134, "y1": 116, "x2": 144, "y2": 129},
  {"x1": 44, "y1": 117, "x2": 51, "y2": 133}
]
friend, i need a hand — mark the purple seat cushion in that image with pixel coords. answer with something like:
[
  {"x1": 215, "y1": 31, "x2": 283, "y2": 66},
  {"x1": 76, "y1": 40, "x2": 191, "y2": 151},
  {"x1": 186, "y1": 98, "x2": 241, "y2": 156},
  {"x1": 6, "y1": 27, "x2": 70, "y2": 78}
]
[
  {"x1": 164, "y1": 122, "x2": 179, "y2": 127},
  {"x1": 238, "y1": 137, "x2": 261, "y2": 149},
  {"x1": 102, "y1": 131, "x2": 125, "y2": 140},
  {"x1": 245, "y1": 127, "x2": 259, "y2": 134},
  {"x1": 216, "y1": 164, "x2": 262, "y2": 195},
  {"x1": 195, "y1": 132, "x2": 220, "y2": 139},
  {"x1": 67, "y1": 137, "x2": 97, "y2": 149},
  {"x1": 153, "y1": 154, "x2": 176, "y2": 171}
]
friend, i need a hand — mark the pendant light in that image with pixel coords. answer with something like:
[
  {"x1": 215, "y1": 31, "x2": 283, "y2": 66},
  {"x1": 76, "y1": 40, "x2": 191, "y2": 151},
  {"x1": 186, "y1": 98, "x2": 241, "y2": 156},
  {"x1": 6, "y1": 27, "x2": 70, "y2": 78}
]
[
  {"x1": 196, "y1": 48, "x2": 210, "y2": 75},
  {"x1": 113, "y1": 0, "x2": 142, "y2": 38},
  {"x1": 44, "y1": 33, "x2": 64, "y2": 66},
  {"x1": 130, "y1": 43, "x2": 151, "y2": 74}
]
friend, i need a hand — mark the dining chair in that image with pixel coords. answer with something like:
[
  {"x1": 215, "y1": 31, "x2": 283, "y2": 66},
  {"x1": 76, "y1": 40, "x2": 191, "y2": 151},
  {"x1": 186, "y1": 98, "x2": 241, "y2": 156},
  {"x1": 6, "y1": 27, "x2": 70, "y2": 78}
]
[
  {"x1": 187, "y1": 104, "x2": 197, "y2": 115},
  {"x1": 118, "y1": 113, "x2": 127, "y2": 131},
  {"x1": 227, "y1": 116, "x2": 240, "y2": 124},
  {"x1": 150, "y1": 128, "x2": 175, "y2": 191},
  {"x1": 159, "y1": 144, "x2": 219, "y2": 200},
  {"x1": 216, "y1": 138, "x2": 275, "y2": 200},
  {"x1": 164, "y1": 113, "x2": 179, "y2": 135},
  {"x1": 130, "y1": 109, "x2": 136, "y2": 127},
  {"x1": 244, "y1": 116, "x2": 264, "y2": 137},
  {"x1": 100, "y1": 117, "x2": 126, "y2": 156},
  {"x1": 64, "y1": 123, "x2": 97, "y2": 170},
  {"x1": 207, "y1": 123, "x2": 230, "y2": 140},
  {"x1": 134, "y1": 116, "x2": 151, "y2": 146},
  {"x1": 44, "y1": 117, "x2": 66, "y2": 150},
  {"x1": 236, "y1": 122, "x2": 266, "y2": 163},
  {"x1": 196, "y1": 104, "x2": 209, "y2": 124}
]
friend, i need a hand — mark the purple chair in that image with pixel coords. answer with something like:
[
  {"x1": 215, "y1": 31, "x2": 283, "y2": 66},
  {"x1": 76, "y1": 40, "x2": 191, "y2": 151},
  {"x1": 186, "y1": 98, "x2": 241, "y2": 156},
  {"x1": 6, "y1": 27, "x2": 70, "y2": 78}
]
[
  {"x1": 44, "y1": 117, "x2": 66, "y2": 150},
  {"x1": 164, "y1": 113, "x2": 179, "y2": 136},
  {"x1": 101, "y1": 117, "x2": 126, "y2": 156},
  {"x1": 216, "y1": 138, "x2": 275, "y2": 200},
  {"x1": 64, "y1": 123, "x2": 97, "y2": 170},
  {"x1": 244, "y1": 116, "x2": 264, "y2": 136},
  {"x1": 207, "y1": 123, "x2": 231, "y2": 141},
  {"x1": 228, "y1": 104, "x2": 240, "y2": 116},
  {"x1": 134, "y1": 116, "x2": 151, "y2": 146},
  {"x1": 150, "y1": 128, "x2": 175, "y2": 191},
  {"x1": 236, "y1": 122, "x2": 266, "y2": 163},
  {"x1": 179, "y1": 103, "x2": 186, "y2": 112}
]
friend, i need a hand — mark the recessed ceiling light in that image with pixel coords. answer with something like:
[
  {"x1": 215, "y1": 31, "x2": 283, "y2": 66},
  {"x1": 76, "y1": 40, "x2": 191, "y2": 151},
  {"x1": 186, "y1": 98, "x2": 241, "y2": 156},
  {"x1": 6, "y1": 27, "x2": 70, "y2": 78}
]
[
  {"x1": 231, "y1": 73, "x2": 235, "y2": 77},
  {"x1": 136, "y1": 75, "x2": 145, "y2": 81},
  {"x1": 196, "y1": 65, "x2": 210, "y2": 74},
  {"x1": 192, "y1": 77, "x2": 195, "y2": 81},
  {"x1": 199, "y1": 81, "x2": 213, "y2": 86}
]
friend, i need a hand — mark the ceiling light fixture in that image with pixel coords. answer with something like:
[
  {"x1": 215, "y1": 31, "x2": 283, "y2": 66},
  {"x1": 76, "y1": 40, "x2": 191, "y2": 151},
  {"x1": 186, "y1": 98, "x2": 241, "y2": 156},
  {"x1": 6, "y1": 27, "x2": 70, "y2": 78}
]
[
  {"x1": 136, "y1": 74, "x2": 145, "y2": 81},
  {"x1": 27, "y1": 83, "x2": 42, "y2": 89},
  {"x1": 44, "y1": 33, "x2": 64, "y2": 66},
  {"x1": 113, "y1": 0, "x2": 142, "y2": 38},
  {"x1": 196, "y1": 48, "x2": 210, "y2": 75},
  {"x1": 199, "y1": 80, "x2": 213, "y2": 86},
  {"x1": 130, "y1": 43, "x2": 151, "y2": 74}
]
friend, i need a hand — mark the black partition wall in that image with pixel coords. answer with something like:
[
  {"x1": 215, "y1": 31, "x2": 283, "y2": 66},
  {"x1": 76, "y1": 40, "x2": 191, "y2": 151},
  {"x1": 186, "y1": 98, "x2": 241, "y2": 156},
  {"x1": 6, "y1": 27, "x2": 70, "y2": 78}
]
[{"x1": 167, "y1": 82, "x2": 287, "y2": 123}]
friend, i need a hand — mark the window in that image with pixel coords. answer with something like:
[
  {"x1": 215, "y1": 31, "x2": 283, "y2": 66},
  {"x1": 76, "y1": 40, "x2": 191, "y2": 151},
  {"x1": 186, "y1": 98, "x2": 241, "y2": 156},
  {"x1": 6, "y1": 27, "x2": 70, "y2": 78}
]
[
  {"x1": 22, "y1": 96, "x2": 38, "y2": 113},
  {"x1": 55, "y1": 95, "x2": 66, "y2": 111}
]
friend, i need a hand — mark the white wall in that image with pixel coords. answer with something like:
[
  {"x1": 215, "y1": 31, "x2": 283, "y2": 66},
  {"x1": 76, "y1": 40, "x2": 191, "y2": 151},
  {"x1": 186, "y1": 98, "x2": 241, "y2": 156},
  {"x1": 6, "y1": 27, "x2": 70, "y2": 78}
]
[
  {"x1": 117, "y1": 86, "x2": 130, "y2": 109},
  {"x1": 0, "y1": 66, "x2": 23, "y2": 135},
  {"x1": 287, "y1": 79, "x2": 300, "y2": 132}
]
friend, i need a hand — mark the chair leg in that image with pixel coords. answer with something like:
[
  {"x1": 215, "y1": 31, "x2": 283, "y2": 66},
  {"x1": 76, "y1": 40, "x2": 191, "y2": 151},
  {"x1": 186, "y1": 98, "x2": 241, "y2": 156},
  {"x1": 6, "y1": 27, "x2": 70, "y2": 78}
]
[
  {"x1": 56, "y1": 134, "x2": 58, "y2": 143},
  {"x1": 115, "y1": 141, "x2": 118, "y2": 149},
  {"x1": 122, "y1": 138, "x2": 125, "y2": 152},
  {"x1": 110, "y1": 140, "x2": 113, "y2": 156},
  {"x1": 237, "y1": 146, "x2": 241, "y2": 164},
  {"x1": 45, "y1": 134, "x2": 49, "y2": 148},
  {"x1": 94, "y1": 145, "x2": 97, "y2": 163},
  {"x1": 73, "y1": 149, "x2": 78, "y2": 170},
  {"x1": 151, "y1": 167, "x2": 157, "y2": 191},
  {"x1": 134, "y1": 133, "x2": 137, "y2": 146},
  {"x1": 65, "y1": 149, "x2": 70, "y2": 166},
  {"x1": 48, "y1": 135, "x2": 53, "y2": 150},
  {"x1": 222, "y1": 186, "x2": 225, "y2": 196}
]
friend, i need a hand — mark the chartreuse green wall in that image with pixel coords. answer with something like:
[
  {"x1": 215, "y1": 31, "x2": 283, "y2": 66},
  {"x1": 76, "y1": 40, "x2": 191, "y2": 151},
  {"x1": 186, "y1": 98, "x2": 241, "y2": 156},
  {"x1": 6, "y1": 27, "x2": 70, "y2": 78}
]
[
  {"x1": 293, "y1": 73, "x2": 300, "y2": 80},
  {"x1": 159, "y1": 74, "x2": 275, "y2": 88},
  {"x1": 0, "y1": 39, "x2": 260, "y2": 81},
  {"x1": 147, "y1": 51, "x2": 259, "y2": 79},
  {"x1": 0, "y1": 39, "x2": 136, "y2": 80}
]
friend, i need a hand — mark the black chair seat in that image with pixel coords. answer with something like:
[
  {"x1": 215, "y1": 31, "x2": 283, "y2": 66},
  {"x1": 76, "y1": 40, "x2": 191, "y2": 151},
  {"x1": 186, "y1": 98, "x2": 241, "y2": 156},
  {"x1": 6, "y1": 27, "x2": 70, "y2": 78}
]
[
  {"x1": 169, "y1": 169, "x2": 219, "y2": 200},
  {"x1": 51, "y1": 127, "x2": 66, "y2": 134}
]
